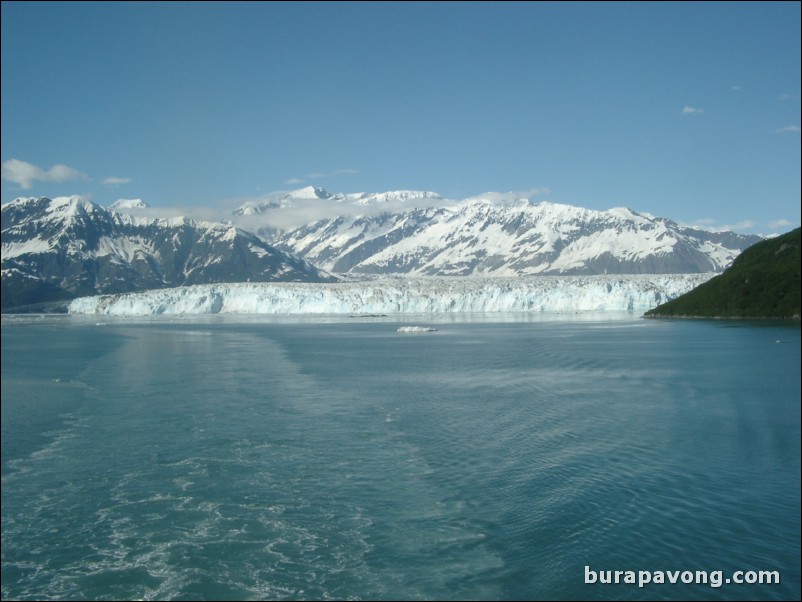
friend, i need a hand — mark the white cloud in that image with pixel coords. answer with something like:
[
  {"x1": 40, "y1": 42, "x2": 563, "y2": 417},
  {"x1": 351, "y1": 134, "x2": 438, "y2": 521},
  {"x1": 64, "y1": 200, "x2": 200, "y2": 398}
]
[
  {"x1": 283, "y1": 169, "x2": 359, "y2": 186},
  {"x1": 110, "y1": 203, "x2": 230, "y2": 224},
  {"x1": 683, "y1": 218, "x2": 756, "y2": 233},
  {"x1": 779, "y1": 93, "x2": 801, "y2": 101},
  {"x1": 2, "y1": 158, "x2": 88, "y2": 189},
  {"x1": 774, "y1": 125, "x2": 801, "y2": 134},
  {"x1": 721, "y1": 220, "x2": 755, "y2": 232},
  {"x1": 225, "y1": 186, "x2": 553, "y2": 233},
  {"x1": 683, "y1": 218, "x2": 800, "y2": 235},
  {"x1": 229, "y1": 191, "x2": 454, "y2": 232},
  {"x1": 102, "y1": 176, "x2": 132, "y2": 186},
  {"x1": 731, "y1": 85, "x2": 742, "y2": 91},
  {"x1": 682, "y1": 106, "x2": 704, "y2": 115},
  {"x1": 305, "y1": 168, "x2": 360, "y2": 180},
  {"x1": 465, "y1": 188, "x2": 550, "y2": 203},
  {"x1": 767, "y1": 219, "x2": 794, "y2": 229}
]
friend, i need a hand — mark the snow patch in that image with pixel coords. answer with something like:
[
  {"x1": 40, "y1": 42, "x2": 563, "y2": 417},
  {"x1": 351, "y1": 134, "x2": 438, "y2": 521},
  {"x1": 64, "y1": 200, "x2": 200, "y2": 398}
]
[{"x1": 2, "y1": 236, "x2": 53, "y2": 257}]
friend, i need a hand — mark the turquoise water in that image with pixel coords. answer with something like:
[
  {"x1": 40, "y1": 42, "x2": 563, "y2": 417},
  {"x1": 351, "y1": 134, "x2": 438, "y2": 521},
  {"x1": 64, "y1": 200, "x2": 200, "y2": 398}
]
[{"x1": 2, "y1": 316, "x2": 800, "y2": 601}]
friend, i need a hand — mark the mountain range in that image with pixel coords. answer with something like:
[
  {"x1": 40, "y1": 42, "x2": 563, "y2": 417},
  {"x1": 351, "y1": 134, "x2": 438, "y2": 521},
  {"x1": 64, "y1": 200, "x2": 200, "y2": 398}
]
[
  {"x1": 265, "y1": 188, "x2": 759, "y2": 276},
  {"x1": 1, "y1": 196, "x2": 330, "y2": 311},
  {"x1": 1, "y1": 188, "x2": 763, "y2": 311}
]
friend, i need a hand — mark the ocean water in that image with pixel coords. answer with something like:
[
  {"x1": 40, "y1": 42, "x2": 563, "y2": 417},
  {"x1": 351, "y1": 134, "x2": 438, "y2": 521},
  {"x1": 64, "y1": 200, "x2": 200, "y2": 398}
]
[{"x1": 1, "y1": 315, "x2": 800, "y2": 601}]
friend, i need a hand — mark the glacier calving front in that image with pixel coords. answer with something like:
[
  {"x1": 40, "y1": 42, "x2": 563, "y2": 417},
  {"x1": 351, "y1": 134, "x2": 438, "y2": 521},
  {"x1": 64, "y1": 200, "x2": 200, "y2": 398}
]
[{"x1": 68, "y1": 274, "x2": 713, "y2": 316}]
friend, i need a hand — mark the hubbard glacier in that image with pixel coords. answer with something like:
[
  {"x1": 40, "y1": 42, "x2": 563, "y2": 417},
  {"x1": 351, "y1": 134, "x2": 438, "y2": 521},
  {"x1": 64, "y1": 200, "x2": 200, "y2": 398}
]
[
  {"x1": 67, "y1": 273, "x2": 713, "y2": 316},
  {"x1": 2, "y1": 192, "x2": 759, "y2": 312}
]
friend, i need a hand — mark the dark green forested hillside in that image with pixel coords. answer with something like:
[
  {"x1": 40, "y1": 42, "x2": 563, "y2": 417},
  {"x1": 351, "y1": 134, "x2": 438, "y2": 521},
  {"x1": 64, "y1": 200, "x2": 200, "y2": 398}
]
[{"x1": 645, "y1": 227, "x2": 801, "y2": 319}]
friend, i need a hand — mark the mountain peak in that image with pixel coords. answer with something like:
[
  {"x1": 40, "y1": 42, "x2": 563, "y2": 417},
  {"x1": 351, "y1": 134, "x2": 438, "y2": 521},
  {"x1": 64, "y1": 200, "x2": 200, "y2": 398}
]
[
  {"x1": 45, "y1": 196, "x2": 100, "y2": 219},
  {"x1": 288, "y1": 186, "x2": 332, "y2": 200}
]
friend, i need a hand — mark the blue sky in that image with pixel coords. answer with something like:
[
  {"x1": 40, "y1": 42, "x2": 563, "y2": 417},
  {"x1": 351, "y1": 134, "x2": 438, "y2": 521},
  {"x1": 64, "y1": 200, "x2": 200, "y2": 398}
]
[{"x1": 2, "y1": 1, "x2": 799, "y2": 234}]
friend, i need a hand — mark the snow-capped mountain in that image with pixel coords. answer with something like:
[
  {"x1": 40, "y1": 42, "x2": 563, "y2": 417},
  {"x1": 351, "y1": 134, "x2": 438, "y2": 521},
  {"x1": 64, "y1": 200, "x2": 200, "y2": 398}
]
[
  {"x1": 2, "y1": 187, "x2": 764, "y2": 312},
  {"x1": 231, "y1": 186, "x2": 450, "y2": 244},
  {"x1": 254, "y1": 189, "x2": 761, "y2": 276},
  {"x1": 1, "y1": 196, "x2": 331, "y2": 310},
  {"x1": 68, "y1": 273, "x2": 714, "y2": 316}
]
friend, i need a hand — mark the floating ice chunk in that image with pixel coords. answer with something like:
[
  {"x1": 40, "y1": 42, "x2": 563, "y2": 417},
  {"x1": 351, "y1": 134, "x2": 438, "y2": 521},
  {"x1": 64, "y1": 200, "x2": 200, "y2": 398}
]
[{"x1": 397, "y1": 326, "x2": 438, "y2": 333}]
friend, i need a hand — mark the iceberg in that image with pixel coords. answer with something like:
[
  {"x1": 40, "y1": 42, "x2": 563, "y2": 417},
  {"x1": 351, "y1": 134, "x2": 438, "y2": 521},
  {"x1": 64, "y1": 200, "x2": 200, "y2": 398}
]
[{"x1": 67, "y1": 274, "x2": 714, "y2": 316}]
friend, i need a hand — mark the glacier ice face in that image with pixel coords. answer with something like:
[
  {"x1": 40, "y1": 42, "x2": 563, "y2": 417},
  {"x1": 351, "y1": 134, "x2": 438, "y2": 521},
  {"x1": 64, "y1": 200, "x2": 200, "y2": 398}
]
[{"x1": 68, "y1": 274, "x2": 714, "y2": 316}]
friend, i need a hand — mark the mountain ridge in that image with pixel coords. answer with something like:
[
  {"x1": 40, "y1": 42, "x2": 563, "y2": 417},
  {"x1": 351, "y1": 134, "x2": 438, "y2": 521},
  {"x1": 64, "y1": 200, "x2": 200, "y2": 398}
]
[
  {"x1": 1, "y1": 196, "x2": 332, "y2": 312},
  {"x1": 253, "y1": 187, "x2": 761, "y2": 277},
  {"x1": 2, "y1": 188, "x2": 765, "y2": 312}
]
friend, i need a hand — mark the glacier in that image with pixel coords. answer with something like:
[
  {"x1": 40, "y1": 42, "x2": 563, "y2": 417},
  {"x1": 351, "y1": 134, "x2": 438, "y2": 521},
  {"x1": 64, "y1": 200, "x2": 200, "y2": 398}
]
[{"x1": 67, "y1": 274, "x2": 714, "y2": 316}]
